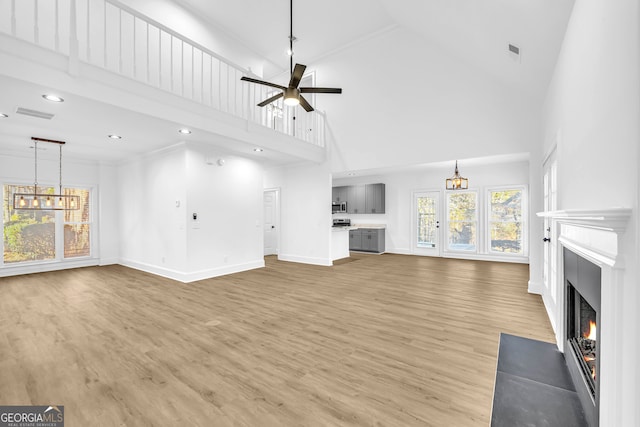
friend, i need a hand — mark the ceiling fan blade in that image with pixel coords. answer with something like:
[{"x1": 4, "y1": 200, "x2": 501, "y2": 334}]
[
  {"x1": 257, "y1": 92, "x2": 284, "y2": 107},
  {"x1": 241, "y1": 76, "x2": 286, "y2": 90},
  {"x1": 288, "y1": 64, "x2": 306, "y2": 88},
  {"x1": 299, "y1": 95, "x2": 314, "y2": 112},
  {"x1": 300, "y1": 87, "x2": 342, "y2": 94}
]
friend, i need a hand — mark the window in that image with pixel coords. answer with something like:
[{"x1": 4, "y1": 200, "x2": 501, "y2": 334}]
[
  {"x1": 3, "y1": 184, "x2": 92, "y2": 264},
  {"x1": 489, "y1": 188, "x2": 524, "y2": 254},
  {"x1": 447, "y1": 191, "x2": 477, "y2": 252},
  {"x1": 63, "y1": 188, "x2": 91, "y2": 258}
]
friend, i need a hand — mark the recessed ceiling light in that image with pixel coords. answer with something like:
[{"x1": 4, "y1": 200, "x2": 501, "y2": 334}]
[
  {"x1": 42, "y1": 94, "x2": 64, "y2": 103},
  {"x1": 253, "y1": 148, "x2": 263, "y2": 152},
  {"x1": 178, "y1": 128, "x2": 192, "y2": 134},
  {"x1": 108, "y1": 134, "x2": 122, "y2": 139},
  {"x1": 0, "y1": 113, "x2": 7, "y2": 118}
]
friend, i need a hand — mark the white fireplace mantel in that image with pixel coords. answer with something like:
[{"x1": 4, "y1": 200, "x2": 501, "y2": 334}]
[
  {"x1": 537, "y1": 208, "x2": 632, "y2": 268},
  {"x1": 536, "y1": 207, "x2": 632, "y2": 232},
  {"x1": 536, "y1": 207, "x2": 633, "y2": 427}
]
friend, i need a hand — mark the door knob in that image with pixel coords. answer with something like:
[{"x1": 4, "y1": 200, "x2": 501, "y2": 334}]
[{"x1": 543, "y1": 237, "x2": 551, "y2": 242}]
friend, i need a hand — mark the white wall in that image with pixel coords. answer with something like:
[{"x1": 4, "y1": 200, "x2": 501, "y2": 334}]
[
  {"x1": 334, "y1": 160, "x2": 530, "y2": 262},
  {"x1": 117, "y1": 144, "x2": 189, "y2": 277},
  {"x1": 540, "y1": 0, "x2": 639, "y2": 424},
  {"x1": 312, "y1": 27, "x2": 540, "y2": 173},
  {"x1": 265, "y1": 162, "x2": 332, "y2": 266},
  {"x1": 184, "y1": 145, "x2": 265, "y2": 281},
  {"x1": 116, "y1": 142, "x2": 266, "y2": 282},
  {"x1": 0, "y1": 151, "x2": 119, "y2": 275}
]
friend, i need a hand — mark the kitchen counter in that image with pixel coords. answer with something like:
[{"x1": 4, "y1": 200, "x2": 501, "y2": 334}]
[
  {"x1": 331, "y1": 228, "x2": 350, "y2": 261},
  {"x1": 352, "y1": 224, "x2": 386, "y2": 229}
]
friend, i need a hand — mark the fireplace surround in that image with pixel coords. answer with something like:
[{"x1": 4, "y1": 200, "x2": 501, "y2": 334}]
[{"x1": 537, "y1": 208, "x2": 631, "y2": 427}]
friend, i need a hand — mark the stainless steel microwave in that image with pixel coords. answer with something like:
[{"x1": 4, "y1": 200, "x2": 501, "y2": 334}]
[{"x1": 332, "y1": 201, "x2": 347, "y2": 214}]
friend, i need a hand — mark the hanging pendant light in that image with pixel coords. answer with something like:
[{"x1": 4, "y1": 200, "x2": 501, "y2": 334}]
[
  {"x1": 13, "y1": 137, "x2": 80, "y2": 210},
  {"x1": 445, "y1": 160, "x2": 469, "y2": 190}
]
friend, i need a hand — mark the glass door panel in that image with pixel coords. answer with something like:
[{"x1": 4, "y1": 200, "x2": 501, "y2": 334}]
[{"x1": 413, "y1": 191, "x2": 440, "y2": 256}]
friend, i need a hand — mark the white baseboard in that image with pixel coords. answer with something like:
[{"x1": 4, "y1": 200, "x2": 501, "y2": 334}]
[
  {"x1": 0, "y1": 258, "x2": 100, "y2": 277},
  {"x1": 527, "y1": 280, "x2": 544, "y2": 295},
  {"x1": 385, "y1": 248, "x2": 412, "y2": 255},
  {"x1": 118, "y1": 259, "x2": 265, "y2": 283},
  {"x1": 278, "y1": 254, "x2": 332, "y2": 266},
  {"x1": 99, "y1": 257, "x2": 119, "y2": 266},
  {"x1": 541, "y1": 291, "x2": 558, "y2": 337}
]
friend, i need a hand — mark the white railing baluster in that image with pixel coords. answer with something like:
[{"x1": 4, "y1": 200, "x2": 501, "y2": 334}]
[
  {"x1": 86, "y1": 0, "x2": 90, "y2": 61},
  {"x1": 133, "y1": 14, "x2": 136, "y2": 78},
  {"x1": 103, "y1": 0, "x2": 107, "y2": 67},
  {"x1": 55, "y1": 0, "x2": 59, "y2": 51},
  {"x1": 200, "y1": 50, "x2": 203, "y2": 103},
  {"x1": 170, "y1": 36, "x2": 174, "y2": 93},
  {"x1": 191, "y1": 45, "x2": 194, "y2": 100},
  {"x1": 11, "y1": 0, "x2": 16, "y2": 36},
  {"x1": 69, "y1": 0, "x2": 79, "y2": 74},
  {"x1": 146, "y1": 22, "x2": 149, "y2": 84},
  {"x1": 118, "y1": 8, "x2": 122, "y2": 73},
  {"x1": 158, "y1": 29, "x2": 162, "y2": 89},
  {"x1": 217, "y1": 60, "x2": 221, "y2": 110},
  {"x1": 209, "y1": 56, "x2": 213, "y2": 107},
  {"x1": 33, "y1": 0, "x2": 39, "y2": 44}
]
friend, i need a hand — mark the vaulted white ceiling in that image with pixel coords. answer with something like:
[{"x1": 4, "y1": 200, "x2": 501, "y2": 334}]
[
  {"x1": 0, "y1": 0, "x2": 576, "y2": 166},
  {"x1": 176, "y1": 0, "x2": 575, "y2": 102}
]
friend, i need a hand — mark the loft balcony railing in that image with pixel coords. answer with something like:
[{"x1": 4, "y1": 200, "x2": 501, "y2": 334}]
[{"x1": 0, "y1": 0, "x2": 326, "y2": 147}]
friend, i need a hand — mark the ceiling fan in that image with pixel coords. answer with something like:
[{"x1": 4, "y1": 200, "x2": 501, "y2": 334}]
[{"x1": 240, "y1": 0, "x2": 342, "y2": 112}]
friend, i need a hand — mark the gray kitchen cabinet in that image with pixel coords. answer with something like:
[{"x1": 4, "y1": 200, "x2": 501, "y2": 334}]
[
  {"x1": 365, "y1": 183, "x2": 385, "y2": 214},
  {"x1": 347, "y1": 185, "x2": 366, "y2": 214},
  {"x1": 332, "y1": 186, "x2": 348, "y2": 202},
  {"x1": 349, "y1": 229, "x2": 363, "y2": 251},
  {"x1": 332, "y1": 183, "x2": 385, "y2": 214},
  {"x1": 349, "y1": 228, "x2": 385, "y2": 253}
]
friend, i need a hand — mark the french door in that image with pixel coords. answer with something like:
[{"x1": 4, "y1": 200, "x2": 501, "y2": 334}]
[
  {"x1": 413, "y1": 191, "x2": 441, "y2": 256},
  {"x1": 543, "y1": 149, "x2": 558, "y2": 300}
]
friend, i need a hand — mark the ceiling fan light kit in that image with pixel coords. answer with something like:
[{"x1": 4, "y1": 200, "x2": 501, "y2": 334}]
[{"x1": 240, "y1": 0, "x2": 341, "y2": 112}]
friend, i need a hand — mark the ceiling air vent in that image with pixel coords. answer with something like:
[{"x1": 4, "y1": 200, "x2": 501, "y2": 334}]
[
  {"x1": 15, "y1": 107, "x2": 55, "y2": 120},
  {"x1": 508, "y1": 44, "x2": 520, "y2": 55}
]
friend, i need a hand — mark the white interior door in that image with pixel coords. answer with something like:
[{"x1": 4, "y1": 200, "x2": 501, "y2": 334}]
[
  {"x1": 263, "y1": 189, "x2": 279, "y2": 256},
  {"x1": 543, "y1": 150, "x2": 558, "y2": 300},
  {"x1": 413, "y1": 191, "x2": 441, "y2": 256}
]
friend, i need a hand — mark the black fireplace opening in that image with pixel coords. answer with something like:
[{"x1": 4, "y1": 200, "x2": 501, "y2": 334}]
[
  {"x1": 563, "y1": 248, "x2": 601, "y2": 426},
  {"x1": 567, "y1": 283, "x2": 597, "y2": 397}
]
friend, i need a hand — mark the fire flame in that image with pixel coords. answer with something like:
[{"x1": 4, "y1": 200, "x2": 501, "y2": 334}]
[{"x1": 585, "y1": 320, "x2": 597, "y2": 341}]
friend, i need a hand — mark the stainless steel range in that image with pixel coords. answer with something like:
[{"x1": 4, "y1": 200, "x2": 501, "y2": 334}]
[{"x1": 332, "y1": 218, "x2": 351, "y2": 227}]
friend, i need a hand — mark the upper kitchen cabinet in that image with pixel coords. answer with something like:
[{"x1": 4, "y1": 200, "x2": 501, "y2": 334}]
[
  {"x1": 347, "y1": 185, "x2": 366, "y2": 214},
  {"x1": 365, "y1": 183, "x2": 385, "y2": 214},
  {"x1": 333, "y1": 183, "x2": 385, "y2": 214},
  {"x1": 332, "y1": 186, "x2": 349, "y2": 202}
]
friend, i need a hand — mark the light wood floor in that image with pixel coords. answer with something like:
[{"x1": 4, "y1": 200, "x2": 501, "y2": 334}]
[{"x1": 0, "y1": 254, "x2": 554, "y2": 426}]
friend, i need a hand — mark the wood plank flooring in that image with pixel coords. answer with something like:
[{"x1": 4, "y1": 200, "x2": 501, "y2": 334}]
[{"x1": 0, "y1": 254, "x2": 554, "y2": 426}]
